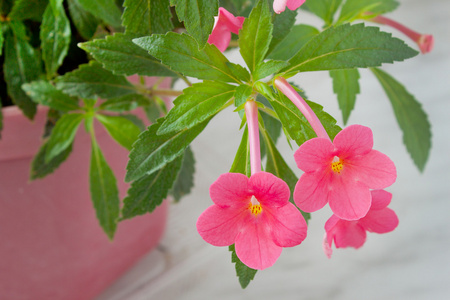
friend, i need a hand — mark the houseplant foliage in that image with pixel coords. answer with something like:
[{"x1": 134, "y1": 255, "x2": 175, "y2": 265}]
[{"x1": 0, "y1": 0, "x2": 433, "y2": 288}]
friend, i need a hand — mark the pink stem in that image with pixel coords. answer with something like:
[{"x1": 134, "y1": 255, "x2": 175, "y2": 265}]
[
  {"x1": 371, "y1": 15, "x2": 421, "y2": 42},
  {"x1": 245, "y1": 100, "x2": 261, "y2": 175},
  {"x1": 274, "y1": 77, "x2": 331, "y2": 141}
]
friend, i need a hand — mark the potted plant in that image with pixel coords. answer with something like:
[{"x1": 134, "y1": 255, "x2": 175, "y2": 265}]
[{"x1": 0, "y1": 0, "x2": 433, "y2": 297}]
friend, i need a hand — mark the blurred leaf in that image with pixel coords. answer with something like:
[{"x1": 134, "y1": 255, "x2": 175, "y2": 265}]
[
  {"x1": 303, "y1": 0, "x2": 343, "y2": 25},
  {"x1": 96, "y1": 114, "x2": 142, "y2": 150},
  {"x1": 8, "y1": 0, "x2": 48, "y2": 21},
  {"x1": 267, "y1": 7, "x2": 297, "y2": 56},
  {"x1": 22, "y1": 80, "x2": 80, "y2": 112},
  {"x1": 30, "y1": 141, "x2": 73, "y2": 180},
  {"x1": 371, "y1": 67, "x2": 431, "y2": 172},
  {"x1": 122, "y1": 0, "x2": 173, "y2": 35},
  {"x1": 77, "y1": 0, "x2": 122, "y2": 27},
  {"x1": 329, "y1": 69, "x2": 360, "y2": 124},
  {"x1": 67, "y1": 0, "x2": 99, "y2": 40},
  {"x1": 170, "y1": 147, "x2": 195, "y2": 202},
  {"x1": 230, "y1": 126, "x2": 251, "y2": 176},
  {"x1": 338, "y1": 0, "x2": 399, "y2": 23}
]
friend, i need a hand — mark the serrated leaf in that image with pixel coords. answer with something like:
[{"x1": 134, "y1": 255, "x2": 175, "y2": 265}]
[
  {"x1": 329, "y1": 69, "x2": 360, "y2": 125},
  {"x1": 283, "y1": 23, "x2": 418, "y2": 75},
  {"x1": 45, "y1": 113, "x2": 84, "y2": 162},
  {"x1": 371, "y1": 67, "x2": 431, "y2": 172},
  {"x1": 126, "y1": 116, "x2": 212, "y2": 182},
  {"x1": 267, "y1": 8, "x2": 297, "y2": 56},
  {"x1": 22, "y1": 80, "x2": 80, "y2": 112},
  {"x1": 267, "y1": 24, "x2": 320, "y2": 61},
  {"x1": 170, "y1": 147, "x2": 195, "y2": 202},
  {"x1": 119, "y1": 114, "x2": 146, "y2": 132},
  {"x1": 30, "y1": 141, "x2": 73, "y2": 180},
  {"x1": 79, "y1": 33, "x2": 177, "y2": 77},
  {"x1": 3, "y1": 22, "x2": 42, "y2": 119},
  {"x1": 253, "y1": 60, "x2": 288, "y2": 81},
  {"x1": 239, "y1": 0, "x2": 272, "y2": 73},
  {"x1": 268, "y1": 90, "x2": 341, "y2": 146},
  {"x1": 121, "y1": 154, "x2": 184, "y2": 220},
  {"x1": 96, "y1": 114, "x2": 142, "y2": 150},
  {"x1": 259, "y1": 98, "x2": 281, "y2": 145},
  {"x1": 133, "y1": 33, "x2": 241, "y2": 83},
  {"x1": 227, "y1": 62, "x2": 251, "y2": 82},
  {"x1": 229, "y1": 244, "x2": 257, "y2": 289},
  {"x1": 77, "y1": 0, "x2": 122, "y2": 27},
  {"x1": 338, "y1": 0, "x2": 399, "y2": 24},
  {"x1": 303, "y1": 0, "x2": 343, "y2": 25},
  {"x1": 230, "y1": 126, "x2": 251, "y2": 176},
  {"x1": 89, "y1": 138, "x2": 120, "y2": 239},
  {"x1": 122, "y1": 0, "x2": 173, "y2": 35},
  {"x1": 67, "y1": 0, "x2": 99, "y2": 40},
  {"x1": 8, "y1": 0, "x2": 48, "y2": 22},
  {"x1": 170, "y1": 0, "x2": 218, "y2": 48},
  {"x1": 40, "y1": 4, "x2": 71, "y2": 78},
  {"x1": 55, "y1": 61, "x2": 136, "y2": 99},
  {"x1": 157, "y1": 81, "x2": 235, "y2": 135}
]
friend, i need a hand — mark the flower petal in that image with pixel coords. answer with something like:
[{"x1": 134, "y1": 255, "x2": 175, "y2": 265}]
[
  {"x1": 294, "y1": 137, "x2": 334, "y2": 173},
  {"x1": 328, "y1": 177, "x2": 371, "y2": 220},
  {"x1": 207, "y1": 8, "x2": 244, "y2": 52},
  {"x1": 370, "y1": 189, "x2": 392, "y2": 210},
  {"x1": 249, "y1": 172, "x2": 290, "y2": 207},
  {"x1": 347, "y1": 150, "x2": 397, "y2": 189},
  {"x1": 196, "y1": 205, "x2": 245, "y2": 246},
  {"x1": 207, "y1": 27, "x2": 232, "y2": 52},
  {"x1": 334, "y1": 125, "x2": 373, "y2": 158},
  {"x1": 209, "y1": 173, "x2": 250, "y2": 208},
  {"x1": 268, "y1": 203, "x2": 307, "y2": 247},
  {"x1": 294, "y1": 172, "x2": 330, "y2": 213},
  {"x1": 273, "y1": 0, "x2": 288, "y2": 13},
  {"x1": 287, "y1": 0, "x2": 306, "y2": 10},
  {"x1": 235, "y1": 221, "x2": 282, "y2": 270},
  {"x1": 217, "y1": 7, "x2": 245, "y2": 34},
  {"x1": 332, "y1": 221, "x2": 367, "y2": 249},
  {"x1": 322, "y1": 233, "x2": 333, "y2": 258},
  {"x1": 359, "y1": 207, "x2": 399, "y2": 234}
]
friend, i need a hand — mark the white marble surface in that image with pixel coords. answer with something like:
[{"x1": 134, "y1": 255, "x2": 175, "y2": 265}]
[{"x1": 98, "y1": 0, "x2": 450, "y2": 299}]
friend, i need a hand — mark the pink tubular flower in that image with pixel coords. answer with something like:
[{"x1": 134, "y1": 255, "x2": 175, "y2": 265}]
[
  {"x1": 323, "y1": 190, "x2": 399, "y2": 258},
  {"x1": 371, "y1": 14, "x2": 434, "y2": 54},
  {"x1": 273, "y1": 0, "x2": 306, "y2": 14},
  {"x1": 196, "y1": 172, "x2": 307, "y2": 270},
  {"x1": 207, "y1": 7, "x2": 245, "y2": 52},
  {"x1": 293, "y1": 125, "x2": 397, "y2": 220}
]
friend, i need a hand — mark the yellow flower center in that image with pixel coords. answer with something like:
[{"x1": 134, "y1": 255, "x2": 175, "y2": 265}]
[
  {"x1": 248, "y1": 196, "x2": 262, "y2": 216},
  {"x1": 331, "y1": 157, "x2": 344, "y2": 174}
]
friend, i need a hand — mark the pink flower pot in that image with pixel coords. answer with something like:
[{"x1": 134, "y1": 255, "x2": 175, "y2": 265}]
[{"x1": 0, "y1": 105, "x2": 168, "y2": 300}]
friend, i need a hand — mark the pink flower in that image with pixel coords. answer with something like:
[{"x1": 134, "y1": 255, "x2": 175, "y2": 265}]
[
  {"x1": 293, "y1": 125, "x2": 397, "y2": 220},
  {"x1": 196, "y1": 172, "x2": 308, "y2": 270},
  {"x1": 323, "y1": 190, "x2": 399, "y2": 258},
  {"x1": 371, "y1": 14, "x2": 434, "y2": 54},
  {"x1": 273, "y1": 0, "x2": 306, "y2": 14},
  {"x1": 207, "y1": 7, "x2": 245, "y2": 52}
]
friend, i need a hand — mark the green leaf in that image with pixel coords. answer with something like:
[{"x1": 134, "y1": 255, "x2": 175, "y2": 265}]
[
  {"x1": 55, "y1": 61, "x2": 136, "y2": 99},
  {"x1": 0, "y1": 0, "x2": 13, "y2": 15},
  {"x1": 170, "y1": 147, "x2": 195, "y2": 202},
  {"x1": 126, "y1": 117, "x2": 212, "y2": 182},
  {"x1": 230, "y1": 126, "x2": 250, "y2": 176},
  {"x1": 89, "y1": 138, "x2": 120, "y2": 239},
  {"x1": 8, "y1": 0, "x2": 48, "y2": 22},
  {"x1": 269, "y1": 87, "x2": 341, "y2": 146},
  {"x1": 283, "y1": 23, "x2": 418, "y2": 75},
  {"x1": 253, "y1": 60, "x2": 288, "y2": 81},
  {"x1": 239, "y1": 0, "x2": 272, "y2": 73},
  {"x1": 30, "y1": 141, "x2": 73, "y2": 180},
  {"x1": 329, "y1": 69, "x2": 360, "y2": 125},
  {"x1": 227, "y1": 62, "x2": 251, "y2": 83},
  {"x1": 77, "y1": 0, "x2": 122, "y2": 27},
  {"x1": 268, "y1": 24, "x2": 320, "y2": 61},
  {"x1": 170, "y1": 0, "x2": 218, "y2": 48},
  {"x1": 259, "y1": 96, "x2": 281, "y2": 145},
  {"x1": 49, "y1": 0, "x2": 63, "y2": 15},
  {"x1": 371, "y1": 67, "x2": 431, "y2": 172},
  {"x1": 45, "y1": 113, "x2": 84, "y2": 162},
  {"x1": 121, "y1": 154, "x2": 184, "y2": 220},
  {"x1": 119, "y1": 114, "x2": 146, "y2": 131},
  {"x1": 99, "y1": 93, "x2": 149, "y2": 112},
  {"x1": 122, "y1": 0, "x2": 173, "y2": 35},
  {"x1": 22, "y1": 80, "x2": 80, "y2": 112},
  {"x1": 3, "y1": 22, "x2": 42, "y2": 119},
  {"x1": 229, "y1": 244, "x2": 257, "y2": 289},
  {"x1": 96, "y1": 114, "x2": 142, "y2": 150},
  {"x1": 157, "y1": 81, "x2": 235, "y2": 135},
  {"x1": 40, "y1": 4, "x2": 71, "y2": 78},
  {"x1": 133, "y1": 33, "x2": 241, "y2": 83},
  {"x1": 67, "y1": 0, "x2": 99, "y2": 40},
  {"x1": 267, "y1": 8, "x2": 297, "y2": 57},
  {"x1": 79, "y1": 33, "x2": 177, "y2": 77},
  {"x1": 338, "y1": 0, "x2": 399, "y2": 23},
  {"x1": 303, "y1": 0, "x2": 343, "y2": 25},
  {"x1": 0, "y1": 23, "x2": 6, "y2": 56}
]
